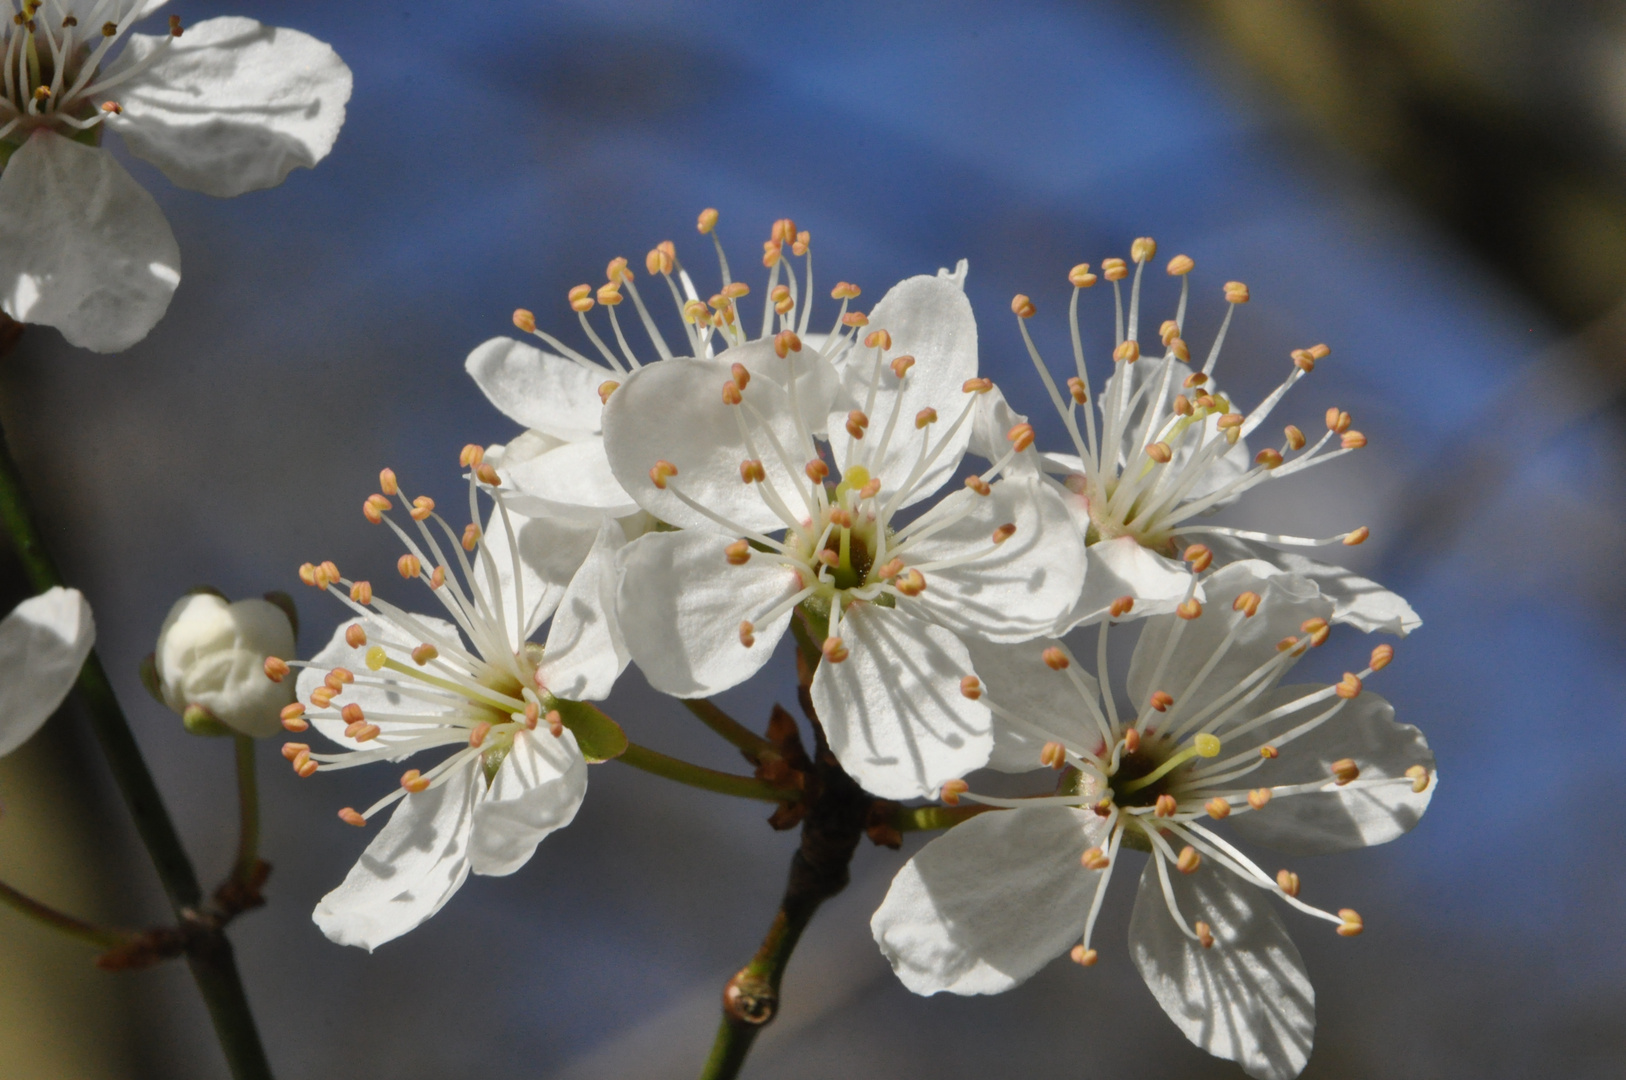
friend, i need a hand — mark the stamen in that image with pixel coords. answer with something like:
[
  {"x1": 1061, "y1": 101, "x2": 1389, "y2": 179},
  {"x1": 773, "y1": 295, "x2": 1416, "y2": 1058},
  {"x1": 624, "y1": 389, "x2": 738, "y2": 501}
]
[
  {"x1": 1277, "y1": 869, "x2": 1300, "y2": 897},
  {"x1": 1205, "y1": 797, "x2": 1230, "y2": 819},
  {"x1": 1336, "y1": 909, "x2": 1364, "y2": 937},
  {"x1": 959, "y1": 675, "x2": 982, "y2": 700},
  {"x1": 940, "y1": 779, "x2": 970, "y2": 805},
  {"x1": 263, "y1": 657, "x2": 290, "y2": 682},
  {"x1": 1176, "y1": 845, "x2": 1201, "y2": 874},
  {"x1": 1329, "y1": 758, "x2": 1360, "y2": 785},
  {"x1": 1247, "y1": 788, "x2": 1272, "y2": 809},
  {"x1": 338, "y1": 808, "x2": 366, "y2": 827}
]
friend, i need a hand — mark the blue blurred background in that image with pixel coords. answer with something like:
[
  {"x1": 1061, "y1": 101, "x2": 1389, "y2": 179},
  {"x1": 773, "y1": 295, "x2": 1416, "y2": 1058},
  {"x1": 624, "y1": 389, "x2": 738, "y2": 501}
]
[{"x1": 1, "y1": 0, "x2": 1621, "y2": 1077}]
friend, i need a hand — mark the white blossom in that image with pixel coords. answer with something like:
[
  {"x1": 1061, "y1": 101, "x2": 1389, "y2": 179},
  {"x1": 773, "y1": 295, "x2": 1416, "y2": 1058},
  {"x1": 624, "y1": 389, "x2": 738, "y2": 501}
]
[
  {"x1": 153, "y1": 590, "x2": 294, "y2": 738},
  {"x1": 985, "y1": 242, "x2": 1418, "y2": 635},
  {"x1": 871, "y1": 561, "x2": 1435, "y2": 1080},
  {"x1": 0, "y1": 1, "x2": 351, "y2": 351},
  {"x1": 286, "y1": 458, "x2": 627, "y2": 950},
  {"x1": 0, "y1": 586, "x2": 93, "y2": 756}
]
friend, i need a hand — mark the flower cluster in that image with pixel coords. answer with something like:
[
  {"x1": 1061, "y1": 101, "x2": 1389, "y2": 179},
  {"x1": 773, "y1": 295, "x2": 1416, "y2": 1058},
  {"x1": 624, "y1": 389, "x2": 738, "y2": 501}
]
[{"x1": 283, "y1": 217, "x2": 1435, "y2": 1077}]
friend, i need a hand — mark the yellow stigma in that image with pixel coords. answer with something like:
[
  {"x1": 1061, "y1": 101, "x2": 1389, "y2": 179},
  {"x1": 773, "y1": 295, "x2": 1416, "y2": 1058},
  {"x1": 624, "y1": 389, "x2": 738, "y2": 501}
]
[
  {"x1": 1194, "y1": 733, "x2": 1221, "y2": 758},
  {"x1": 365, "y1": 645, "x2": 387, "y2": 671}
]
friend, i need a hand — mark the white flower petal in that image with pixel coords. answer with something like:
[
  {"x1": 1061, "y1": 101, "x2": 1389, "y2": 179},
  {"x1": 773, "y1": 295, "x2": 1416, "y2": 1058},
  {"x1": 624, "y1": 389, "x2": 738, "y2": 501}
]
[
  {"x1": 299, "y1": 613, "x2": 460, "y2": 751},
  {"x1": 725, "y1": 336, "x2": 843, "y2": 438},
  {"x1": 476, "y1": 507, "x2": 602, "y2": 646},
  {"x1": 1065, "y1": 536, "x2": 1195, "y2": 630},
  {"x1": 813, "y1": 605, "x2": 990, "y2": 800},
  {"x1": 1200, "y1": 537, "x2": 1420, "y2": 636},
  {"x1": 0, "y1": 588, "x2": 94, "y2": 757},
  {"x1": 898, "y1": 475, "x2": 1085, "y2": 643},
  {"x1": 539, "y1": 518, "x2": 629, "y2": 702},
  {"x1": 602, "y1": 353, "x2": 807, "y2": 534},
  {"x1": 968, "y1": 383, "x2": 1041, "y2": 475},
  {"x1": 1130, "y1": 860, "x2": 1315, "y2": 1080},
  {"x1": 1127, "y1": 562, "x2": 1328, "y2": 707},
  {"x1": 495, "y1": 437, "x2": 640, "y2": 521},
  {"x1": 110, "y1": 17, "x2": 352, "y2": 198},
  {"x1": 1229, "y1": 686, "x2": 1436, "y2": 855},
  {"x1": 826, "y1": 273, "x2": 978, "y2": 508},
  {"x1": 467, "y1": 728, "x2": 588, "y2": 877},
  {"x1": 154, "y1": 593, "x2": 294, "y2": 737},
  {"x1": 0, "y1": 132, "x2": 179, "y2": 353},
  {"x1": 465, "y1": 336, "x2": 606, "y2": 441},
  {"x1": 962, "y1": 635, "x2": 1103, "y2": 772},
  {"x1": 871, "y1": 805, "x2": 1105, "y2": 995},
  {"x1": 313, "y1": 757, "x2": 477, "y2": 951},
  {"x1": 615, "y1": 530, "x2": 798, "y2": 697}
]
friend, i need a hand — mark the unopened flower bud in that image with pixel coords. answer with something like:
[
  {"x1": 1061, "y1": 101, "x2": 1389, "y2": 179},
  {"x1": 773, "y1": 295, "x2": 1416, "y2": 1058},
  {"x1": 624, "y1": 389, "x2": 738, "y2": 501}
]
[{"x1": 154, "y1": 591, "x2": 297, "y2": 738}]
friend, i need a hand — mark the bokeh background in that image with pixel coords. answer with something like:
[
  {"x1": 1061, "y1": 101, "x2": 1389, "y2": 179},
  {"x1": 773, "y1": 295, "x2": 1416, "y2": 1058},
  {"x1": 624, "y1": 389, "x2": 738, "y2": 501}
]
[{"x1": 1, "y1": 0, "x2": 1621, "y2": 1076}]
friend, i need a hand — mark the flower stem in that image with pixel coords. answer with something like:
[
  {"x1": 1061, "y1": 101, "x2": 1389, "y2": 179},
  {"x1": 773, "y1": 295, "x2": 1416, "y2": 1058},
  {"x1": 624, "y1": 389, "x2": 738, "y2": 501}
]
[
  {"x1": 681, "y1": 698, "x2": 776, "y2": 760},
  {"x1": 0, "y1": 405, "x2": 274, "y2": 1080},
  {"x1": 895, "y1": 803, "x2": 994, "y2": 832},
  {"x1": 616, "y1": 742, "x2": 800, "y2": 803},
  {"x1": 0, "y1": 875, "x2": 130, "y2": 949},
  {"x1": 233, "y1": 735, "x2": 259, "y2": 886}
]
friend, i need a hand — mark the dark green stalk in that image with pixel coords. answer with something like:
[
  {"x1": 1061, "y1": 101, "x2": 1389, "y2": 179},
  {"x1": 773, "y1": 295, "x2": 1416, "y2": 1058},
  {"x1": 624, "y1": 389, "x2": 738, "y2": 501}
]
[
  {"x1": 233, "y1": 735, "x2": 259, "y2": 885},
  {"x1": 617, "y1": 742, "x2": 801, "y2": 803}
]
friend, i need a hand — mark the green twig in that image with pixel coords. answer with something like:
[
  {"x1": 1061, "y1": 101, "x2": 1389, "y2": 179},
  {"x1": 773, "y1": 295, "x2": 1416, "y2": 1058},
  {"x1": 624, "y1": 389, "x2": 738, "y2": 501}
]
[
  {"x1": 681, "y1": 698, "x2": 776, "y2": 759},
  {"x1": 896, "y1": 803, "x2": 994, "y2": 832},
  {"x1": 0, "y1": 875, "x2": 131, "y2": 949},
  {"x1": 233, "y1": 735, "x2": 259, "y2": 886},
  {"x1": 616, "y1": 742, "x2": 801, "y2": 803}
]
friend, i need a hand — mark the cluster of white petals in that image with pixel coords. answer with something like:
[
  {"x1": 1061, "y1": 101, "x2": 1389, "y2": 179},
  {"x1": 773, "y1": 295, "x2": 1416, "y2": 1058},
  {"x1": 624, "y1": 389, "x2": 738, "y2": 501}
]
[{"x1": 0, "y1": 0, "x2": 351, "y2": 351}]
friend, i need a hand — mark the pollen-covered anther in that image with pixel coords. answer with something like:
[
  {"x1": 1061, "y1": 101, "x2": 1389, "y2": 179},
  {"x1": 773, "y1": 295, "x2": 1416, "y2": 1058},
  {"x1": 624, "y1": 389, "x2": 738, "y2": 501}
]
[
  {"x1": 411, "y1": 643, "x2": 439, "y2": 666},
  {"x1": 1071, "y1": 946, "x2": 1100, "y2": 966},
  {"x1": 263, "y1": 657, "x2": 290, "y2": 682},
  {"x1": 739, "y1": 459, "x2": 766, "y2": 484},
  {"x1": 281, "y1": 742, "x2": 310, "y2": 762},
  {"x1": 341, "y1": 623, "x2": 366, "y2": 650},
  {"x1": 32, "y1": 85, "x2": 49, "y2": 104},
  {"x1": 1042, "y1": 646, "x2": 1069, "y2": 671},
  {"x1": 1335, "y1": 672, "x2": 1363, "y2": 700},
  {"x1": 1195, "y1": 921, "x2": 1215, "y2": 948},
  {"x1": 1167, "y1": 253, "x2": 1195, "y2": 276},
  {"x1": 915, "y1": 408, "x2": 938, "y2": 429},
  {"x1": 941, "y1": 779, "x2": 970, "y2": 805},
  {"x1": 1276, "y1": 869, "x2": 1301, "y2": 897},
  {"x1": 1247, "y1": 788, "x2": 1273, "y2": 809},
  {"x1": 1173, "y1": 396, "x2": 1194, "y2": 417},
  {"x1": 831, "y1": 282, "x2": 862, "y2": 300},
  {"x1": 1159, "y1": 320, "x2": 1181, "y2": 346},
  {"x1": 1406, "y1": 764, "x2": 1430, "y2": 793},
  {"x1": 400, "y1": 769, "x2": 431, "y2": 794},
  {"x1": 1368, "y1": 645, "x2": 1395, "y2": 674},
  {"x1": 774, "y1": 330, "x2": 802, "y2": 357},
  {"x1": 649, "y1": 460, "x2": 679, "y2": 489},
  {"x1": 1330, "y1": 758, "x2": 1360, "y2": 785},
  {"x1": 1341, "y1": 430, "x2": 1367, "y2": 450},
  {"x1": 338, "y1": 808, "x2": 367, "y2": 828},
  {"x1": 1154, "y1": 794, "x2": 1178, "y2": 817},
  {"x1": 363, "y1": 494, "x2": 391, "y2": 523},
  {"x1": 1340, "y1": 525, "x2": 1372, "y2": 547},
  {"x1": 697, "y1": 208, "x2": 719, "y2": 234},
  {"x1": 1040, "y1": 741, "x2": 1068, "y2": 770},
  {"x1": 545, "y1": 710, "x2": 564, "y2": 737},
  {"x1": 397, "y1": 554, "x2": 421, "y2": 579},
  {"x1": 100, "y1": 100, "x2": 122, "y2": 115},
  {"x1": 822, "y1": 637, "x2": 849, "y2": 663},
  {"x1": 459, "y1": 444, "x2": 485, "y2": 468},
  {"x1": 1102, "y1": 258, "x2": 1127, "y2": 281},
  {"x1": 1259, "y1": 745, "x2": 1279, "y2": 759},
  {"x1": 859, "y1": 478, "x2": 882, "y2": 498},
  {"x1": 1145, "y1": 441, "x2": 1172, "y2": 464},
  {"x1": 1336, "y1": 909, "x2": 1364, "y2": 937},
  {"x1": 842, "y1": 311, "x2": 869, "y2": 328},
  {"x1": 1123, "y1": 727, "x2": 1141, "y2": 754},
  {"x1": 341, "y1": 703, "x2": 365, "y2": 726},
  {"x1": 1277, "y1": 635, "x2": 1307, "y2": 655},
  {"x1": 1183, "y1": 371, "x2": 1210, "y2": 388},
  {"x1": 1131, "y1": 237, "x2": 1157, "y2": 263},
  {"x1": 568, "y1": 284, "x2": 594, "y2": 313},
  {"x1": 1081, "y1": 846, "x2": 1111, "y2": 870},
  {"x1": 965, "y1": 474, "x2": 992, "y2": 496},
  {"x1": 963, "y1": 377, "x2": 994, "y2": 394},
  {"x1": 1109, "y1": 596, "x2": 1135, "y2": 618},
  {"x1": 739, "y1": 621, "x2": 756, "y2": 647},
  {"x1": 1176, "y1": 845, "x2": 1202, "y2": 874},
  {"x1": 1284, "y1": 425, "x2": 1306, "y2": 450},
  {"x1": 1224, "y1": 281, "x2": 1250, "y2": 304},
  {"x1": 1255, "y1": 448, "x2": 1284, "y2": 469},
  {"x1": 895, "y1": 568, "x2": 927, "y2": 596},
  {"x1": 1206, "y1": 797, "x2": 1231, "y2": 819},
  {"x1": 1177, "y1": 599, "x2": 1203, "y2": 620},
  {"x1": 890, "y1": 355, "x2": 915, "y2": 378},
  {"x1": 722, "y1": 380, "x2": 743, "y2": 406},
  {"x1": 829, "y1": 508, "x2": 854, "y2": 528},
  {"x1": 310, "y1": 686, "x2": 335, "y2": 708},
  {"x1": 865, "y1": 329, "x2": 893, "y2": 351},
  {"x1": 1232, "y1": 591, "x2": 1261, "y2": 617},
  {"x1": 1093, "y1": 797, "x2": 1114, "y2": 817},
  {"x1": 846, "y1": 410, "x2": 870, "y2": 439},
  {"x1": 959, "y1": 675, "x2": 982, "y2": 701},
  {"x1": 1300, "y1": 617, "x2": 1330, "y2": 646},
  {"x1": 805, "y1": 459, "x2": 830, "y2": 482},
  {"x1": 1011, "y1": 294, "x2": 1036, "y2": 319},
  {"x1": 168, "y1": 14, "x2": 183, "y2": 36},
  {"x1": 684, "y1": 300, "x2": 711, "y2": 325},
  {"x1": 281, "y1": 703, "x2": 308, "y2": 731},
  {"x1": 1150, "y1": 690, "x2": 1174, "y2": 712},
  {"x1": 793, "y1": 229, "x2": 811, "y2": 256},
  {"x1": 430, "y1": 566, "x2": 446, "y2": 590},
  {"x1": 476, "y1": 463, "x2": 502, "y2": 486},
  {"x1": 875, "y1": 557, "x2": 904, "y2": 580},
  {"x1": 1326, "y1": 408, "x2": 1352, "y2": 433},
  {"x1": 513, "y1": 308, "x2": 537, "y2": 333},
  {"x1": 597, "y1": 380, "x2": 620, "y2": 405},
  {"x1": 1183, "y1": 544, "x2": 1213, "y2": 572},
  {"x1": 991, "y1": 523, "x2": 1017, "y2": 545},
  {"x1": 1069, "y1": 263, "x2": 1098, "y2": 288},
  {"x1": 1067, "y1": 376, "x2": 1088, "y2": 404},
  {"x1": 725, "y1": 539, "x2": 752, "y2": 565},
  {"x1": 1007, "y1": 423, "x2": 1035, "y2": 451},
  {"x1": 457, "y1": 524, "x2": 479, "y2": 552},
  {"x1": 645, "y1": 248, "x2": 672, "y2": 275},
  {"x1": 1114, "y1": 340, "x2": 1140, "y2": 363},
  {"x1": 380, "y1": 466, "x2": 400, "y2": 493},
  {"x1": 349, "y1": 581, "x2": 373, "y2": 605},
  {"x1": 1291, "y1": 348, "x2": 1317, "y2": 373}
]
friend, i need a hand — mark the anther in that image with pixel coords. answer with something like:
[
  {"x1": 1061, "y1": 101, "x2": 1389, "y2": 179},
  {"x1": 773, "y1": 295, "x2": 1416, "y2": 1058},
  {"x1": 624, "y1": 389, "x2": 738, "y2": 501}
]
[
  {"x1": 349, "y1": 581, "x2": 373, "y2": 605},
  {"x1": 865, "y1": 329, "x2": 893, "y2": 351},
  {"x1": 1255, "y1": 448, "x2": 1283, "y2": 469},
  {"x1": 774, "y1": 330, "x2": 802, "y2": 357},
  {"x1": 1102, "y1": 258, "x2": 1127, "y2": 281},
  {"x1": 1068, "y1": 376, "x2": 1088, "y2": 404},
  {"x1": 1041, "y1": 741, "x2": 1068, "y2": 769},
  {"x1": 1343, "y1": 525, "x2": 1370, "y2": 546},
  {"x1": 462, "y1": 523, "x2": 481, "y2": 551},
  {"x1": 1093, "y1": 797, "x2": 1114, "y2": 817},
  {"x1": 168, "y1": 14, "x2": 182, "y2": 36},
  {"x1": 1309, "y1": 344, "x2": 1330, "y2": 360},
  {"x1": 959, "y1": 675, "x2": 982, "y2": 701},
  {"x1": 1284, "y1": 425, "x2": 1306, "y2": 450},
  {"x1": 32, "y1": 85, "x2": 48, "y2": 104},
  {"x1": 725, "y1": 539, "x2": 751, "y2": 565},
  {"x1": 1183, "y1": 372, "x2": 1210, "y2": 388},
  {"x1": 1167, "y1": 254, "x2": 1195, "y2": 276},
  {"x1": 263, "y1": 657, "x2": 290, "y2": 682},
  {"x1": 1300, "y1": 617, "x2": 1330, "y2": 646},
  {"x1": 822, "y1": 637, "x2": 848, "y2": 663},
  {"x1": 1247, "y1": 788, "x2": 1273, "y2": 809},
  {"x1": 1169, "y1": 339, "x2": 1191, "y2": 361},
  {"x1": 297, "y1": 757, "x2": 319, "y2": 777},
  {"x1": 1369, "y1": 645, "x2": 1395, "y2": 675},
  {"x1": 1325, "y1": 408, "x2": 1352, "y2": 433},
  {"x1": 1007, "y1": 423, "x2": 1035, "y2": 451},
  {"x1": 739, "y1": 459, "x2": 766, "y2": 484},
  {"x1": 1043, "y1": 646, "x2": 1069, "y2": 671},
  {"x1": 281, "y1": 742, "x2": 310, "y2": 762},
  {"x1": 915, "y1": 408, "x2": 938, "y2": 429},
  {"x1": 831, "y1": 282, "x2": 861, "y2": 300},
  {"x1": 941, "y1": 779, "x2": 970, "y2": 805},
  {"x1": 326, "y1": 667, "x2": 355, "y2": 689},
  {"x1": 338, "y1": 808, "x2": 367, "y2": 828},
  {"x1": 1160, "y1": 320, "x2": 1181, "y2": 346},
  {"x1": 1011, "y1": 294, "x2": 1036, "y2": 319},
  {"x1": 1335, "y1": 673, "x2": 1363, "y2": 700},
  {"x1": 401, "y1": 769, "x2": 431, "y2": 794},
  {"x1": 100, "y1": 101, "x2": 122, "y2": 114},
  {"x1": 398, "y1": 554, "x2": 421, "y2": 579},
  {"x1": 729, "y1": 363, "x2": 751, "y2": 391},
  {"x1": 1341, "y1": 431, "x2": 1367, "y2": 450},
  {"x1": 859, "y1": 478, "x2": 882, "y2": 499},
  {"x1": 1276, "y1": 869, "x2": 1301, "y2": 897},
  {"x1": 281, "y1": 703, "x2": 308, "y2": 730},
  {"x1": 829, "y1": 508, "x2": 853, "y2": 528},
  {"x1": 1291, "y1": 348, "x2": 1317, "y2": 373},
  {"x1": 991, "y1": 523, "x2": 1017, "y2": 544},
  {"x1": 310, "y1": 687, "x2": 335, "y2": 708},
  {"x1": 805, "y1": 459, "x2": 830, "y2": 482},
  {"x1": 963, "y1": 377, "x2": 994, "y2": 394},
  {"x1": 363, "y1": 494, "x2": 390, "y2": 524},
  {"x1": 1232, "y1": 591, "x2": 1261, "y2": 617},
  {"x1": 1206, "y1": 797, "x2": 1231, "y2": 819},
  {"x1": 1177, "y1": 599, "x2": 1203, "y2": 620},
  {"x1": 1154, "y1": 794, "x2": 1177, "y2": 817},
  {"x1": 721, "y1": 281, "x2": 749, "y2": 300},
  {"x1": 1224, "y1": 281, "x2": 1250, "y2": 303},
  {"x1": 684, "y1": 300, "x2": 711, "y2": 325},
  {"x1": 645, "y1": 248, "x2": 670, "y2": 275},
  {"x1": 1216, "y1": 413, "x2": 1245, "y2": 431},
  {"x1": 101, "y1": 20, "x2": 117, "y2": 36},
  {"x1": 1277, "y1": 636, "x2": 1305, "y2": 654},
  {"x1": 846, "y1": 409, "x2": 870, "y2": 439},
  {"x1": 345, "y1": 624, "x2": 368, "y2": 649},
  {"x1": 876, "y1": 558, "x2": 905, "y2": 580},
  {"x1": 1071, "y1": 946, "x2": 1100, "y2": 966},
  {"x1": 697, "y1": 208, "x2": 719, "y2": 234},
  {"x1": 1176, "y1": 846, "x2": 1201, "y2": 874},
  {"x1": 1406, "y1": 764, "x2": 1430, "y2": 793},
  {"x1": 1130, "y1": 237, "x2": 1157, "y2": 263},
  {"x1": 476, "y1": 462, "x2": 501, "y2": 486},
  {"x1": 460, "y1": 444, "x2": 486, "y2": 468},
  {"x1": 1330, "y1": 758, "x2": 1360, "y2": 785},
  {"x1": 1150, "y1": 690, "x2": 1173, "y2": 711},
  {"x1": 429, "y1": 566, "x2": 446, "y2": 590},
  {"x1": 513, "y1": 308, "x2": 537, "y2": 333},
  {"x1": 739, "y1": 621, "x2": 756, "y2": 647},
  {"x1": 568, "y1": 285, "x2": 595, "y2": 313},
  {"x1": 412, "y1": 643, "x2": 439, "y2": 666},
  {"x1": 1081, "y1": 846, "x2": 1111, "y2": 870},
  {"x1": 1123, "y1": 728, "x2": 1141, "y2": 754},
  {"x1": 842, "y1": 311, "x2": 870, "y2": 328},
  {"x1": 1109, "y1": 596, "x2": 1134, "y2": 618},
  {"x1": 723, "y1": 381, "x2": 743, "y2": 406},
  {"x1": 1068, "y1": 264, "x2": 1098, "y2": 288},
  {"x1": 965, "y1": 474, "x2": 992, "y2": 496},
  {"x1": 341, "y1": 703, "x2": 365, "y2": 725},
  {"x1": 1259, "y1": 745, "x2": 1279, "y2": 759},
  {"x1": 1143, "y1": 441, "x2": 1172, "y2": 464},
  {"x1": 1114, "y1": 340, "x2": 1140, "y2": 363},
  {"x1": 650, "y1": 460, "x2": 679, "y2": 489},
  {"x1": 890, "y1": 355, "x2": 915, "y2": 378},
  {"x1": 1336, "y1": 909, "x2": 1364, "y2": 937},
  {"x1": 1183, "y1": 544, "x2": 1212, "y2": 572},
  {"x1": 320, "y1": 561, "x2": 341, "y2": 588}
]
